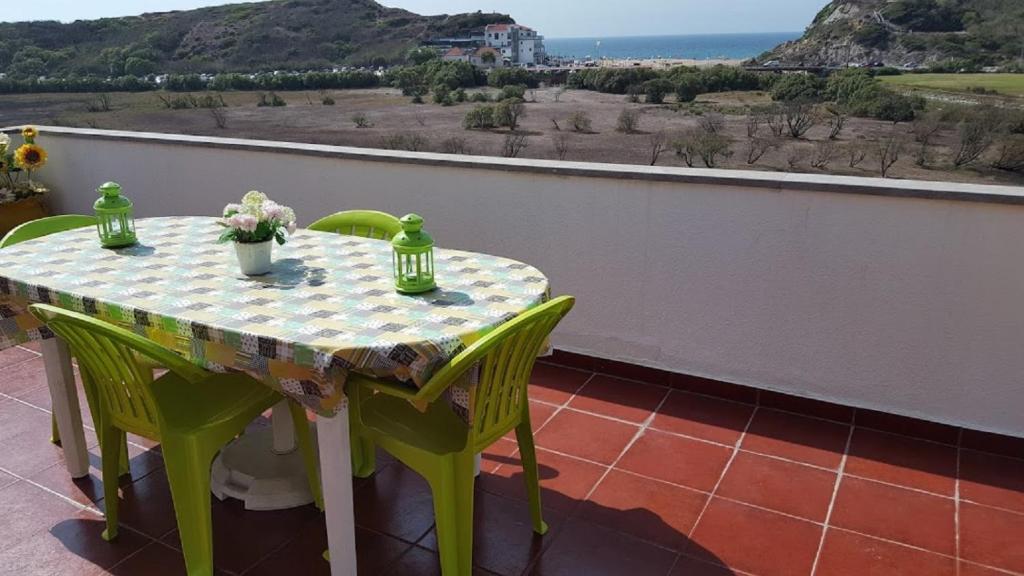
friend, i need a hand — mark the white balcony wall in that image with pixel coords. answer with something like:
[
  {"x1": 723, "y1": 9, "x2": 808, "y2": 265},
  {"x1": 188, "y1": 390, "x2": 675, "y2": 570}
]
[{"x1": 20, "y1": 127, "x2": 1024, "y2": 437}]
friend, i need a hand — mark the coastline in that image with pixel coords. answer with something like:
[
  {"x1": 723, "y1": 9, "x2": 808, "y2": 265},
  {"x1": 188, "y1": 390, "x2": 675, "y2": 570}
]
[{"x1": 595, "y1": 57, "x2": 746, "y2": 68}]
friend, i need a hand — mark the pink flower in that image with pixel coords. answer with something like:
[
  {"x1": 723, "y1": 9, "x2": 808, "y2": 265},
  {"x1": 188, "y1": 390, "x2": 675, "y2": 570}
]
[
  {"x1": 263, "y1": 201, "x2": 285, "y2": 221},
  {"x1": 222, "y1": 203, "x2": 242, "y2": 217},
  {"x1": 228, "y1": 213, "x2": 259, "y2": 232}
]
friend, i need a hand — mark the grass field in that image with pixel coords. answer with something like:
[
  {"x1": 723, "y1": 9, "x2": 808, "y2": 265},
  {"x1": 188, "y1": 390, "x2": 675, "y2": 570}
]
[{"x1": 880, "y1": 73, "x2": 1024, "y2": 97}]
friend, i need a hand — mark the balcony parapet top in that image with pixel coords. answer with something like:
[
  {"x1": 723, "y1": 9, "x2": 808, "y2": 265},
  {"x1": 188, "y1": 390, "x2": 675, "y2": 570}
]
[{"x1": 5, "y1": 125, "x2": 1023, "y2": 206}]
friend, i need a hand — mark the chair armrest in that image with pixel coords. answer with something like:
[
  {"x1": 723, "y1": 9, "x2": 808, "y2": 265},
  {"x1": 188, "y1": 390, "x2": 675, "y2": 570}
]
[{"x1": 346, "y1": 373, "x2": 420, "y2": 401}]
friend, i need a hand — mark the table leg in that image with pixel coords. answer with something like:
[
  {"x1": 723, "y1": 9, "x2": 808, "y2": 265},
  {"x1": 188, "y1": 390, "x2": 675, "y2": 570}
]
[
  {"x1": 41, "y1": 337, "x2": 89, "y2": 479},
  {"x1": 272, "y1": 399, "x2": 297, "y2": 454},
  {"x1": 317, "y1": 406, "x2": 358, "y2": 576}
]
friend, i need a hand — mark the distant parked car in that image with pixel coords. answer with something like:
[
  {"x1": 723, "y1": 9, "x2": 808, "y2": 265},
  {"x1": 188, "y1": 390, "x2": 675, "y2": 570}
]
[{"x1": 763, "y1": 60, "x2": 781, "y2": 67}]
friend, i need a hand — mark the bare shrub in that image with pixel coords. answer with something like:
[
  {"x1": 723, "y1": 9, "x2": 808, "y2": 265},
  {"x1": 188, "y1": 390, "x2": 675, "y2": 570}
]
[
  {"x1": 320, "y1": 90, "x2": 335, "y2": 106},
  {"x1": 825, "y1": 106, "x2": 847, "y2": 140},
  {"x1": 783, "y1": 101, "x2": 817, "y2": 138},
  {"x1": 210, "y1": 107, "x2": 228, "y2": 129},
  {"x1": 440, "y1": 137, "x2": 468, "y2": 155},
  {"x1": 786, "y1": 144, "x2": 807, "y2": 171},
  {"x1": 766, "y1": 104, "x2": 787, "y2": 137},
  {"x1": 617, "y1": 109, "x2": 642, "y2": 133},
  {"x1": 86, "y1": 93, "x2": 112, "y2": 113},
  {"x1": 414, "y1": 109, "x2": 427, "y2": 126},
  {"x1": 352, "y1": 112, "x2": 373, "y2": 128},
  {"x1": 379, "y1": 133, "x2": 428, "y2": 152},
  {"x1": 744, "y1": 137, "x2": 775, "y2": 165},
  {"x1": 552, "y1": 133, "x2": 571, "y2": 160},
  {"x1": 648, "y1": 131, "x2": 668, "y2": 166},
  {"x1": 568, "y1": 110, "x2": 593, "y2": 133},
  {"x1": 811, "y1": 140, "x2": 837, "y2": 169},
  {"x1": 550, "y1": 117, "x2": 561, "y2": 131},
  {"x1": 991, "y1": 135, "x2": 1024, "y2": 172},
  {"x1": 553, "y1": 87, "x2": 567, "y2": 103},
  {"x1": 257, "y1": 92, "x2": 286, "y2": 107},
  {"x1": 875, "y1": 131, "x2": 904, "y2": 178},
  {"x1": 697, "y1": 112, "x2": 725, "y2": 134},
  {"x1": 502, "y1": 132, "x2": 529, "y2": 158},
  {"x1": 847, "y1": 140, "x2": 868, "y2": 168},
  {"x1": 746, "y1": 111, "x2": 765, "y2": 138},
  {"x1": 954, "y1": 122, "x2": 994, "y2": 167},
  {"x1": 912, "y1": 112, "x2": 943, "y2": 167},
  {"x1": 673, "y1": 131, "x2": 697, "y2": 167}
]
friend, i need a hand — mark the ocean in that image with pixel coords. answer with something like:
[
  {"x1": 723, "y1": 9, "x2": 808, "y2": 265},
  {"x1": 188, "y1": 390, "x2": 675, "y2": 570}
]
[{"x1": 543, "y1": 32, "x2": 800, "y2": 61}]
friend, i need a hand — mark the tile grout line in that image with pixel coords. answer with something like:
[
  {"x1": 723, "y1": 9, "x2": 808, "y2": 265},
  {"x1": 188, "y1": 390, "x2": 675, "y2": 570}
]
[
  {"x1": 581, "y1": 386, "x2": 673, "y2": 502},
  {"x1": 809, "y1": 422, "x2": 855, "y2": 576},
  {"x1": 685, "y1": 405, "x2": 759, "y2": 540},
  {"x1": 491, "y1": 371, "x2": 597, "y2": 477}
]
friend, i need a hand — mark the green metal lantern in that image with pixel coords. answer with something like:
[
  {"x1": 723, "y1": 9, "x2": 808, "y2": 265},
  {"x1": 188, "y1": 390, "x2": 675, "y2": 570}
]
[
  {"x1": 391, "y1": 214, "x2": 436, "y2": 294},
  {"x1": 93, "y1": 182, "x2": 137, "y2": 248}
]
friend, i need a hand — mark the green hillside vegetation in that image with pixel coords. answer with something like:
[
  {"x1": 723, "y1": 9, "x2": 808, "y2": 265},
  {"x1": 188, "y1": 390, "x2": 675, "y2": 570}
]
[
  {"x1": 0, "y1": 0, "x2": 512, "y2": 77},
  {"x1": 880, "y1": 73, "x2": 1024, "y2": 97},
  {"x1": 762, "y1": 0, "x2": 1024, "y2": 69}
]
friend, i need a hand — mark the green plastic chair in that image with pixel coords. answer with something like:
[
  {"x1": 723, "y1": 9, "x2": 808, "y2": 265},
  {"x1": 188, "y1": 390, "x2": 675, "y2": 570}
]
[
  {"x1": 344, "y1": 295, "x2": 575, "y2": 575},
  {"x1": 0, "y1": 215, "x2": 98, "y2": 446},
  {"x1": 29, "y1": 304, "x2": 322, "y2": 576},
  {"x1": 307, "y1": 210, "x2": 403, "y2": 240}
]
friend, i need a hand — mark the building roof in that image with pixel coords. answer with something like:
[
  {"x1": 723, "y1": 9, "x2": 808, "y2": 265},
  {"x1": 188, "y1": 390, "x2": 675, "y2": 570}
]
[
  {"x1": 484, "y1": 24, "x2": 534, "y2": 32},
  {"x1": 443, "y1": 47, "x2": 466, "y2": 57}
]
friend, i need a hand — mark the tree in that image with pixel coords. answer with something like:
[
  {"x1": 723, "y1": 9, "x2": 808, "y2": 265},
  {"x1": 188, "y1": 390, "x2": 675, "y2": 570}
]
[
  {"x1": 783, "y1": 101, "x2": 817, "y2": 138},
  {"x1": 875, "y1": 131, "x2": 904, "y2": 178},
  {"x1": 494, "y1": 98, "x2": 526, "y2": 130},
  {"x1": 648, "y1": 131, "x2": 668, "y2": 166},
  {"x1": 642, "y1": 78, "x2": 674, "y2": 104},
  {"x1": 770, "y1": 74, "x2": 824, "y2": 102},
  {"x1": 124, "y1": 57, "x2": 156, "y2": 77},
  {"x1": 407, "y1": 47, "x2": 438, "y2": 65},
  {"x1": 616, "y1": 109, "x2": 641, "y2": 133},
  {"x1": 674, "y1": 75, "x2": 703, "y2": 103}
]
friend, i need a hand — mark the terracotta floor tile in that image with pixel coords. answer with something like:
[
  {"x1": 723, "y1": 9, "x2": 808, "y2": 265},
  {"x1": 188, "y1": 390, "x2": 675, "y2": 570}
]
[
  {"x1": 815, "y1": 529, "x2": 956, "y2": 576},
  {"x1": 669, "y1": 555, "x2": 740, "y2": 576},
  {"x1": 578, "y1": 469, "x2": 708, "y2": 551},
  {"x1": 567, "y1": 374, "x2": 668, "y2": 424},
  {"x1": 0, "y1": 358, "x2": 78, "y2": 400},
  {"x1": 0, "y1": 344, "x2": 37, "y2": 368},
  {"x1": 960, "y1": 502, "x2": 1024, "y2": 574},
  {"x1": 686, "y1": 497, "x2": 822, "y2": 576},
  {"x1": 504, "y1": 402, "x2": 558, "y2": 441},
  {"x1": 845, "y1": 428, "x2": 957, "y2": 496},
  {"x1": 651, "y1": 391, "x2": 754, "y2": 445},
  {"x1": 104, "y1": 541, "x2": 232, "y2": 576},
  {"x1": 528, "y1": 364, "x2": 591, "y2": 406},
  {"x1": 959, "y1": 449, "x2": 1024, "y2": 514},
  {"x1": 616, "y1": 429, "x2": 732, "y2": 492},
  {"x1": 716, "y1": 451, "x2": 837, "y2": 522},
  {"x1": 831, "y1": 476, "x2": 955, "y2": 555},
  {"x1": 246, "y1": 518, "x2": 410, "y2": 576},
  {"x1": 530, "y1": 518, "x2": 677, "y2": 576},
  {"x1": 110, "y1": 470, "x2": 180, "y2": 540},
  {"x1": 161, "y1": 498, "x2": 321, "y2": 574},
  {"x1": 382, "y1": 546, "x2": 494, "y2": 576},
  {"x1": 29, "y1": 446, "x2": 164, "y2": 508},
  {"x1": 353, "y1": 462, "x2": 437, "y2": 544},
  {"x1": 740, "y1": 408, "x2": 849, "y2": 469},
  {"x1": 0, "y1": 398, "x2": 97, "y2": 478},
  {"x1": 534, "y1": 410, "x2": 638, "y2": 465},
  {"x1": 480, "y1": 438, "x2": 519, "y2": 474},
  {"x1": 477, "y1": 448, "x2": 606, "y2": 514},
  {"x1": 959, "y1": 562, "x2": 1017, "y2": 576},
  {"x1": 419, "y1": 490, "x2": 565, "y2": 576}
]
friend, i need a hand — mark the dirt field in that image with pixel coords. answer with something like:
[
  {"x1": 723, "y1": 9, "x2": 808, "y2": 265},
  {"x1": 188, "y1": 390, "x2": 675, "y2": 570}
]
[{"x1": 1, "y1": 87, "x2": 1021, "y2": 187}]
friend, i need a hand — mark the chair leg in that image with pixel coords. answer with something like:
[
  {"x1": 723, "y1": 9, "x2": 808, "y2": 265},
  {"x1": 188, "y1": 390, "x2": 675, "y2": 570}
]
[
  {"x1": 50, "y1": 413, "x2": 61, "y2": 444},
  {"x1": 515, "y1": 422, "x2": 549, "y2": 535},
  {"x1": 346, "y1": 385, "x2": 376, "y2": 479},
  {"x1": 162, "y1": 438, "x2": 217, "y2": 576},
  {"x1": 287, "y1": 400, "x2": 324, "y2": 510},
  {"x1": 100, "y1": 425, "x2": 125, "y2": 542},
  {"x1": 430, "y1": 452, "x2": 476, "y2": 576}
]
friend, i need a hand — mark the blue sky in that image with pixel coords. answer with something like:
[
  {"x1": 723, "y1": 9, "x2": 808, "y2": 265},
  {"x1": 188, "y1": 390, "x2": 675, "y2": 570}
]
[{"x1": 11, "y1": 0, "x2": 821, "y2": 37}]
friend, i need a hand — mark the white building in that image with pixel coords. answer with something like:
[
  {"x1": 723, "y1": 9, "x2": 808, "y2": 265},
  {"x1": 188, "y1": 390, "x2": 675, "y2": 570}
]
[{"x1": 484, "y1": 24, "x2": 545, "y2": 66}]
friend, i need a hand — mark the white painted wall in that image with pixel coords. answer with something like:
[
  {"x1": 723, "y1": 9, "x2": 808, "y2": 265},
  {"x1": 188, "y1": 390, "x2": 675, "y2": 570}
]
[{"x1": 24, "y1": 128, "x2": 1024, "y2": 437}]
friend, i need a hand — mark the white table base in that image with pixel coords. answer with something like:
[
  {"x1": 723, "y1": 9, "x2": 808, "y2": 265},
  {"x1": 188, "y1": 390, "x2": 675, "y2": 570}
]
[{"x1": 210, "y1": 401, "x2": 319, "y2": 511}]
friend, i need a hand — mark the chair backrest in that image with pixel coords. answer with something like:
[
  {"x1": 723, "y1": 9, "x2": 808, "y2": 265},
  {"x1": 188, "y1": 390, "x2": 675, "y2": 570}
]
[
  {"x1": 413, "y1": 296, "x2": 575, "y2": 451},
  {"x1": 28, "y1": 304, "x2": 208, "y2": 438},
  {"x1": 307, "y1": 210, "x2": 403, "y2": 240},
  {"x1": 0, "y1": 214, "x2": 98, "y2": 248}
]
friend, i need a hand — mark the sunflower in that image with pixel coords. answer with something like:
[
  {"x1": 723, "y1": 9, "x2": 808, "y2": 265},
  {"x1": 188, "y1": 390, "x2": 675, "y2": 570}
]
[
  {"x1": 14, "y1": 144, "x2": 47, "y2": 171},
  {"x1": 21, "y1": 126, "x2": 38, "y2": 141}
]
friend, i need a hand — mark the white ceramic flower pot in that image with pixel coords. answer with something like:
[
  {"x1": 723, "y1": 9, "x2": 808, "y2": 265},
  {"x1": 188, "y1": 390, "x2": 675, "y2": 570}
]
[{"x1": 235, "y1": 240, "x2": 273, "y2": 276}]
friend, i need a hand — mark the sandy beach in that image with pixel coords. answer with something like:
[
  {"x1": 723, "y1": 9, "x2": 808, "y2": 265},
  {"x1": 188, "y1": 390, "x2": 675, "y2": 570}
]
[{"x1": 597, "y1": 57, "x2": 746, "y2": 68}]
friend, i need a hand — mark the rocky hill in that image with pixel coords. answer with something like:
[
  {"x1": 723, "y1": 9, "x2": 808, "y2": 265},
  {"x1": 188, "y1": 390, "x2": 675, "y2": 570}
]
[
  {"x1": 0, "y1": 0, "x2": 513, "y2": 76},
  {"x1": 757, "y1": 0, "x2": 1024, "y2": 68}
]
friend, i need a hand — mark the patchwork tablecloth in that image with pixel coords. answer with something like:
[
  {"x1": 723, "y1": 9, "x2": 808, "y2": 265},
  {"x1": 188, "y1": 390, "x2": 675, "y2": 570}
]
[{"x1": 0, "y1": 217, "x2": 550, "y2": 418}]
